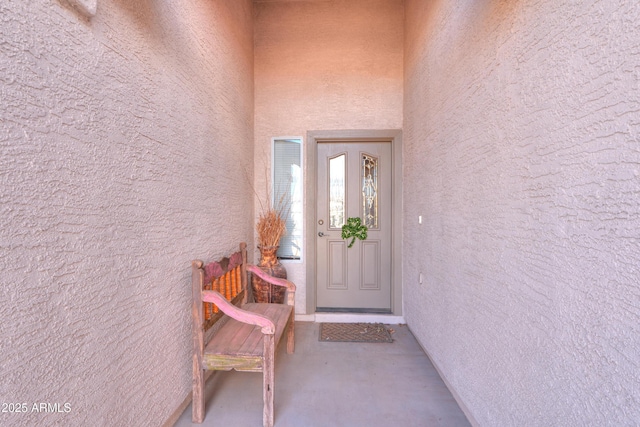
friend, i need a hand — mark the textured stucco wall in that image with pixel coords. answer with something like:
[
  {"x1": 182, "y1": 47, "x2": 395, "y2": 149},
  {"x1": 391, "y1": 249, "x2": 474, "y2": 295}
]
[
  {"x1": 403, "y1": 0, "x2": 640, "y2": 425},
  {"x1": 0, "y1": 1, "x2": 254, "y2": 426},
  {"x1": 254, "y1": 0, "x2": 404, "y2": 312}
]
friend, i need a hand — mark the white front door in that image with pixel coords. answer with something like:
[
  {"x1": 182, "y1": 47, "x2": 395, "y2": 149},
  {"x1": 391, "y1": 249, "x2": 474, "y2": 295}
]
[{"x1": 316, "y1": 141, "x2": 392, "y2": 312}]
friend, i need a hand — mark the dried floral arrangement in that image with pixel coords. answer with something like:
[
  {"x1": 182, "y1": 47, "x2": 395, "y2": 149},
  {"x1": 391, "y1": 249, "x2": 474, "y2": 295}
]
[
  {"x1": 256, "y1": 207, "x2": 286, "y2": 248},
  {"x1": 255, "y1": 184, "x2": 290, "y2": 249}
]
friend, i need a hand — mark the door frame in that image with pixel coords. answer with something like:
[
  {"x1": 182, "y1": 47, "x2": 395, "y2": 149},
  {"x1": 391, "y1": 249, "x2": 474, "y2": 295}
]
[{"x1": 305, "y1": 129, "x2": 403, "y2": 316}]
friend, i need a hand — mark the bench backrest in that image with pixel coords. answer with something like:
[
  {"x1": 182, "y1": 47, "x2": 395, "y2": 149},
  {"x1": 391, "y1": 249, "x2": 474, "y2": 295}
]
[{"x1": 192, "y1": 242, "x2": 248, "y2": 333}]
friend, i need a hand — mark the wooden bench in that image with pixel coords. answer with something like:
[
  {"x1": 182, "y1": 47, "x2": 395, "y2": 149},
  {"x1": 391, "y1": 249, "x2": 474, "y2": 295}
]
[{"x1": 191, "y1": 242, "x2": 295, "y2": 427}]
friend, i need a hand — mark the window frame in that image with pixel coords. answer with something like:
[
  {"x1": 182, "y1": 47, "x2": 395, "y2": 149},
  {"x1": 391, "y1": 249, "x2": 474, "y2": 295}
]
[{"x1": 271, "y1": 136, "x2": 304, "y2": 263}]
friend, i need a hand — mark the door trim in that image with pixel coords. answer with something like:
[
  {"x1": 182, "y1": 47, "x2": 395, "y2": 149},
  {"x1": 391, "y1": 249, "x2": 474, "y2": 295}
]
[{"x1": 305, "y1": 129, "x2": 403, "y2": 316}]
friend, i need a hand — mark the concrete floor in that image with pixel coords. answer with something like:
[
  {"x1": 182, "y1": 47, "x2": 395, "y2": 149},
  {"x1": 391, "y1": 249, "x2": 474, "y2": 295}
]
[{"x1": 173, "y1": 322, "x2": 471, "y2": 427}]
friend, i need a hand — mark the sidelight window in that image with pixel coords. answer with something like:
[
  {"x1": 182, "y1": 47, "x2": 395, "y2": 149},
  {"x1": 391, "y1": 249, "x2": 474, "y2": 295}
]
[{"x1": 273, "y1": 137, "x2": 303, "y2": 260}]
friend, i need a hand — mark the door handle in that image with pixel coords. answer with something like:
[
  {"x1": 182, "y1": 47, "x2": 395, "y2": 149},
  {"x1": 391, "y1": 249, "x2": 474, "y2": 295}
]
[{"x1": 318, "y1": 231, "x2": 326, "y2": 237}]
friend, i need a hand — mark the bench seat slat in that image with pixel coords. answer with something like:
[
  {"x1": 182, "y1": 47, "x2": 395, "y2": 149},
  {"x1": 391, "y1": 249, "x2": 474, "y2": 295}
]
[
  {"x1": 205, "y1": 317, "x2": 258, "y2": 355},
  {"x1": 204, "y1": 303, "x2": 293, "y2": 359},
  {"x1": 236, "y1": 303, "x2": 292, "y2": 356},
  {"x1": 264, "y1": 304, "x2": 293, "y2": 351}
]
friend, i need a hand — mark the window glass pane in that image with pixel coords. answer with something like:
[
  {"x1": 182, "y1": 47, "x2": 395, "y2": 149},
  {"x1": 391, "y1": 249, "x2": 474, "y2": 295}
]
[
  {"x1": 273, "y1": 139, "x2": 302, "y2": 260},
  {"x1": 329, "y1": 154, "x2": 346, "y2": 229},
  {"x1": 362, "y1": 153, "x2": 378, "y2": 229}
]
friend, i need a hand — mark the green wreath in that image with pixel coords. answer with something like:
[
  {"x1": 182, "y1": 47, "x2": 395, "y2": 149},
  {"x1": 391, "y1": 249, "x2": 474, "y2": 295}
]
[{"x1": 341, "y1": 217, "x2": 368, "y2": 248}]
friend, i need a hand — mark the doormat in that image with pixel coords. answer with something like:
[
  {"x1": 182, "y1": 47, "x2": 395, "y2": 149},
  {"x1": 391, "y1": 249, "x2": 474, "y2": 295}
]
[{"x1": 319, "y1": 323, "x2": 393, "y2": 343}]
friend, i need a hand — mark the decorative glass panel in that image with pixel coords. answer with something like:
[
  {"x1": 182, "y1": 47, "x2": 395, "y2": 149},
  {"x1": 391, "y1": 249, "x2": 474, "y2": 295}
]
[
  {"x1": 329, "y1": 154, "x2": 346, "y2": 228},
  {"x1": 362, "y1": 154, "x2": 378, "y2": 228}
]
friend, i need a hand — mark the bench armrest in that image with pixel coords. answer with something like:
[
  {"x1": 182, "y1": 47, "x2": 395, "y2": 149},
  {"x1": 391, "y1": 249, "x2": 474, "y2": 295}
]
[
  {"x1": 246, "y1": 265, "x2": 296, "y2": 291},
  {"x1": 247, "y1": 265, "x2": 296, "y2": 306},
  {"x1": 202, "y1": 290, "x2": 275, "y2": 335}
]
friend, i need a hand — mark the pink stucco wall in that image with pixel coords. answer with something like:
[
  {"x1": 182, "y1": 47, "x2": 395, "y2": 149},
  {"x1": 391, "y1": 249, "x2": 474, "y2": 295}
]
[
  {"x1": 403, "y1": 0, "x2": 640, "y2": 425},
  {"x1": 253, "y1": 0, "x2": 404, "y2": 311},
  {"x1": 4, "y1": 0, "x2": 637, "y2": 425},
  {"x1": 0, "y1": 1, "x2": 254, "y2": 425}
]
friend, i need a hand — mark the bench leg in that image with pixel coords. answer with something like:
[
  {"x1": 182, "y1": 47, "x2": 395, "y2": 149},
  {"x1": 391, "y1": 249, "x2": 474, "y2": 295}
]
[
  {"x1": 192, "y1": 356, "x2": 205, "y2": 423},
  {"x1": 287, "y1": 313, "x2": 295, "y2": 354},
  {"x1": 263, "y1": 334, "x2": 275, "y2": 427}
]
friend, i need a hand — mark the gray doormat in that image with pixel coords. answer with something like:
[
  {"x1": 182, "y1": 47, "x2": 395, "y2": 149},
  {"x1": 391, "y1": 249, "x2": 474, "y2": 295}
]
[{"x1": 319, "y1": 323, "x2": 393, "y2": 343}]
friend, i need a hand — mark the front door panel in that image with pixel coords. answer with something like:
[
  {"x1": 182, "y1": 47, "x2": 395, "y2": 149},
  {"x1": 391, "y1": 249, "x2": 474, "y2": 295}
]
[{"x1": 316, "y1": 142, "x2": 391, "y2": 312}]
